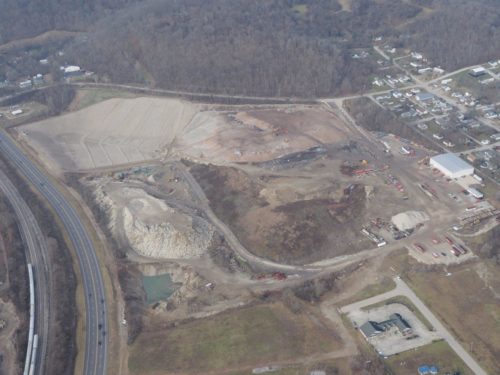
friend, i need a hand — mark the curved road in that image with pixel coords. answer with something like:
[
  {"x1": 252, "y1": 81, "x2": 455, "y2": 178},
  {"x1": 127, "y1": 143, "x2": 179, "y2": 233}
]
[
  {"x1": 0, "y1": 169, "x2": 50, "y2": 375},
  {"x1": 0, "y1": 130, "x2": 108, "y2": 375}
]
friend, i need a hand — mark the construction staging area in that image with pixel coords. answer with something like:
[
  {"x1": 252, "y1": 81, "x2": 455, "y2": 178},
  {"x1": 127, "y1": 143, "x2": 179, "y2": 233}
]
[{"x1": 4, "y1": 87, "x2": 499, "y2": 375}]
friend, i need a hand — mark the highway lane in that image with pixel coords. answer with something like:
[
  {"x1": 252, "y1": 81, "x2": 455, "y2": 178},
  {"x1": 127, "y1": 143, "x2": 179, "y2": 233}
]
[
  {"x1": 0, "y1": 129, "x2": 108, "y2": 375},
  {"x1": 0, "y1": 169, "x2": 50, "y2": 375}
]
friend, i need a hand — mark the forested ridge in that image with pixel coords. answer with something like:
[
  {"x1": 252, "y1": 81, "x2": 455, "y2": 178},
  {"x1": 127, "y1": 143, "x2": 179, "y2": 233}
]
[{"x1": 1, "y1": 0, "x2": 499, "y2": 97}]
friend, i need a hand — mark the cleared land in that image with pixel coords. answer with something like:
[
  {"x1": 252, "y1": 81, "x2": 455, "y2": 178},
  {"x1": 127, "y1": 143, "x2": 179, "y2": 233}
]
[
  {"x1": 188, "y1": 153, "x2": 416, "y2": 264},
  {"x1": 385, "y1": 340, "x2": 473, "y2": 375},
  {"x1": 17, "y1": 97, "x2": 198, "y2": 173},
  {"x1": 405, "y1": 266, "x2": 500, "y2": 374},
  {"x1": 129, "y1": 302, "x2": 342, "y2": 375},
  {"x1": 176, "y1": 107, "x2": 350, "y2": 163}
]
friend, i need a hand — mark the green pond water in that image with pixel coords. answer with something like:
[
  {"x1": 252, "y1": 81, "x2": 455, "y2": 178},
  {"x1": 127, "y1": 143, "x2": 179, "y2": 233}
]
[{"x1": 142, "y1": 273, "x2": 177, "y2": 304}]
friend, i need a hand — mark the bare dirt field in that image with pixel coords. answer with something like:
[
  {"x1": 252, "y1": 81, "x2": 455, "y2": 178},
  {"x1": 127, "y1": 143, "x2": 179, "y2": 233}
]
[
  {"x1": 188, "y1": 154, "x2": 416, "y2": 264},
  {"x1": 174, "y1": 106, "x2": 351, "y2": 163},
  {"x1": 17, "y1": 99, "x2": 354, "y2": 177},
  {"x1": 17, "y1": 97, "x2": 198, "y2": 173}
]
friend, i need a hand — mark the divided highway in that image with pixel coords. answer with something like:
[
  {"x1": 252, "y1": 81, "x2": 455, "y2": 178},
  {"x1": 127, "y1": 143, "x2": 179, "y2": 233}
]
[
  {"x1": 0, "y1": 169, "x2": 50, "y2": 375},
  {"x1": 0, "y1": 130, "x2": 108, "y2": 375}
]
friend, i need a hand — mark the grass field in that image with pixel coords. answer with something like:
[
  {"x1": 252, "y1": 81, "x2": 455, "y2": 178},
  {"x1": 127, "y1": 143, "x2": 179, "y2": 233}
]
[
  {"x1": 406, "y1": 266, "x2": 500, "y2": 374},
  {"x1": 385, "y1": 340, "x2": 473, "y2": 375},
  {"x1": 129, "y1": 302, "x2": 342, "y2": 374},
  {"x1": 339, "y1": 276, "x2": 396, "y2": 306}
]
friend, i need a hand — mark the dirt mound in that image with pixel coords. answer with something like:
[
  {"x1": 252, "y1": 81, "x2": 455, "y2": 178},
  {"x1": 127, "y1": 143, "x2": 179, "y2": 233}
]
[
  {"x1": 190, "y1": 163, "x2": 373, "y2": 264},
  {"x1": 391, "y1": 210, "x2": 430, "y2": 231},
  {"x1": 93, "y1": 181, "x2": 214, "y2": 259}
]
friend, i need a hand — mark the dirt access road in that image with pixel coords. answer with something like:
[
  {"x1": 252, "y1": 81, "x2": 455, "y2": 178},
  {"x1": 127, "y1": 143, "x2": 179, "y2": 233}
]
[{"x1": 341, "y1": 277, "x2": 488, "y2": 375}]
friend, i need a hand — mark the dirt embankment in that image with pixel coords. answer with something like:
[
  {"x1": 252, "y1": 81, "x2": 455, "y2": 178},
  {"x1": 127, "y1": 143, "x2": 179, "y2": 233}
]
[
  {"x1": 0, "y1": 196, "x2": 28, "y2": 375},
  {"x1": 0, "y1": 157, "x2": 77, "y2": 375},
  {"x1": 190, "y1": 163, "x2": 372, "y2": 265}
]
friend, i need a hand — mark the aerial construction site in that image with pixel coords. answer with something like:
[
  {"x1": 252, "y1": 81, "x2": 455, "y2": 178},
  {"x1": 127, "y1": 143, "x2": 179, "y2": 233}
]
[{"x1": 1, "y1": 82, "x2": 499, "y2": 375}]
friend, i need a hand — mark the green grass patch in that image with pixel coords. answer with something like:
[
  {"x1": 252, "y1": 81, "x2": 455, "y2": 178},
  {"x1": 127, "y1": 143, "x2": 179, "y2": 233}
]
[
  {"x1": 129, "y1": 303, "x2": 342, "y2": 374},
  {"x1": 385, "y1": 340, "x2": 473, "y2": 375}
]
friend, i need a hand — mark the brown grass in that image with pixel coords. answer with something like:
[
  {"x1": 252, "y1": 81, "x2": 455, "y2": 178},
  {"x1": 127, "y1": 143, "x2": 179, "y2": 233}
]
[
  {"x1": 385, "y1": 340, "x2": 473, "y2": 375},
  {"x1": 129, "y1": 302, "x2": 342, "y2": 374},
  {"x1": 406, "y1": 266, "x2": 500, "y2": 374}
]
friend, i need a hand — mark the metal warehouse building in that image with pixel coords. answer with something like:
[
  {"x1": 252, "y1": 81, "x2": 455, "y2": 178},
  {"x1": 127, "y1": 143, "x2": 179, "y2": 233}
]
[{"x1": 430, "y1": 153, "x2": 474, "y2": 179}]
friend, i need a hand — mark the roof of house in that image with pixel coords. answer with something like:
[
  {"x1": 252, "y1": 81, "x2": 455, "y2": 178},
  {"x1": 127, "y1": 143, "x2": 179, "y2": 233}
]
[
  {"x1": 389, "y1": 313, "x2": 412, "y2": 332},
  {"x1": 430, "y1": 153, "x2": 473, "y2": 174},
  {"x1": 415, "y1": 92, "x2": 434, "y2": 101},
  {"x1": 359, "y1": 321, "x2": 384, "y2": 337}
]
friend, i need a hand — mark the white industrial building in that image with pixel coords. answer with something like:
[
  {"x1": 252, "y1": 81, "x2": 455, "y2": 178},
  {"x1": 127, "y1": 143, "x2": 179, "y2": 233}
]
[{"x1": 430, "y1": 153, "x2": 474, "y2": 179}]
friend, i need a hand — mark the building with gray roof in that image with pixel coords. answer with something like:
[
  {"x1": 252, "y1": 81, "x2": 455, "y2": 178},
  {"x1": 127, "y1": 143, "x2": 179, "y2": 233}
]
[{"x1": 430, "y1": 153, "x2": 474, "y2": 179}]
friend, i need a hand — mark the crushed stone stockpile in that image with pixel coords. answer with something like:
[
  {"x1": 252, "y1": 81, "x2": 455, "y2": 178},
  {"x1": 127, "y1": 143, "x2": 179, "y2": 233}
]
[
  {"x1": 391, "y1": 210, "x2": 430, "y2": 231},
  {"x1": 94, "y1": 182, "x2": 214, "y2": 259}
]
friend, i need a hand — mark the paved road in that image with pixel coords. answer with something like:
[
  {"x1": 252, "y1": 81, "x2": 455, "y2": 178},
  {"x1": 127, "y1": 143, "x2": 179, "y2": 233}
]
[
  {"x1": 341, "y1": 277, "x2": 488, "y2": 375},
  {"x1": 0, "y1": 169, "x2": 51, "y2": 375},
  {"x1": 0, "y1": 130, "x2": 108, "y2": 375}
]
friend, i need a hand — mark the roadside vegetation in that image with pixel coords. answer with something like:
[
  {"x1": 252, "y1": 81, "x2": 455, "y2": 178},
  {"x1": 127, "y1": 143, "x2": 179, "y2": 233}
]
[{"x1": 384, "y1": 340, "x2": 473, "y2": 375}]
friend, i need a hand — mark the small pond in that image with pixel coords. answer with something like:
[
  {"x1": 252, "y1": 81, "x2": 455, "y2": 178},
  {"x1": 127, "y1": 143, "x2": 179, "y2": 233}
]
[{"x1": 142, "y1": 273, "x2": 178, "y2": 304}]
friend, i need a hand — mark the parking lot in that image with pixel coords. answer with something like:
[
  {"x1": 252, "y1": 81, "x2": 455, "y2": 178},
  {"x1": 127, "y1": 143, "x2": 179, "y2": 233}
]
[{"x1": 349, "y1": 303, "x2": 439, "y2": 356}]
